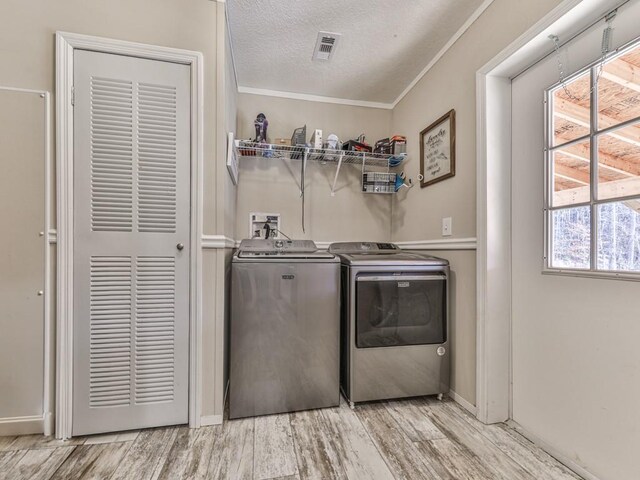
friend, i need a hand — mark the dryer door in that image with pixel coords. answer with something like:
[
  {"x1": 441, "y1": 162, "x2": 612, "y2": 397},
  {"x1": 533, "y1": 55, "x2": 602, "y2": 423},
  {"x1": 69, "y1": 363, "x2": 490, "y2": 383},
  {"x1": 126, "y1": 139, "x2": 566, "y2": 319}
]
[{"x1": 355, "y1": 274, "x2": 446, "y2": 348}]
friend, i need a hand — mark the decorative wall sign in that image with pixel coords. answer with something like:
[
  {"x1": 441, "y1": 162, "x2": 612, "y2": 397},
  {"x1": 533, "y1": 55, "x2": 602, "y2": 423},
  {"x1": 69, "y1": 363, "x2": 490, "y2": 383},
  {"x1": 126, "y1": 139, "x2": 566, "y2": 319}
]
[{"x1": 420, "y1": 109, "x2": 456, "y2": 188}]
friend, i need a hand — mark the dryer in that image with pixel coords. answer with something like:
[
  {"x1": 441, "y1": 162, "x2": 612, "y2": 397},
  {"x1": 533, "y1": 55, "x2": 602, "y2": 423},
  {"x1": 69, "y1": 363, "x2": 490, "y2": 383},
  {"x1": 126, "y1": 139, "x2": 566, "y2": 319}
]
[{"x1": 328, "y1": 242, "x2": 450, "y2": 406}]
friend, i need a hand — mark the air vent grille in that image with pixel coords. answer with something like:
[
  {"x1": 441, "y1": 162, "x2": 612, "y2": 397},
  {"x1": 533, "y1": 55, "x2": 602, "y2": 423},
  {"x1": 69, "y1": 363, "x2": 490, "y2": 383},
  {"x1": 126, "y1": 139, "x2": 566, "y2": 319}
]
[{"x1": 313, "y1": 32, "x2": 341, "y2": 61}]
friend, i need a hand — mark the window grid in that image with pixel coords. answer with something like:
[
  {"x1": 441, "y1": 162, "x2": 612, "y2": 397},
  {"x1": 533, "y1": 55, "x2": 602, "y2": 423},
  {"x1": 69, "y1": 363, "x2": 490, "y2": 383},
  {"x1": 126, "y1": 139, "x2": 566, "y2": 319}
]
[{"x1": 544, "y1": 37, "x2": 640, "y2": 277}]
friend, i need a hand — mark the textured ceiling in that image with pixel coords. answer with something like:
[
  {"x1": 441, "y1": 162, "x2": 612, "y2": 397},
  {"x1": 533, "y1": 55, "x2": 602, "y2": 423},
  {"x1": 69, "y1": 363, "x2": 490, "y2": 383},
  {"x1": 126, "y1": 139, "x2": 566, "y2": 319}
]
[{"x1": 227, "y1": 0, "x2": 486, "y2": 104}]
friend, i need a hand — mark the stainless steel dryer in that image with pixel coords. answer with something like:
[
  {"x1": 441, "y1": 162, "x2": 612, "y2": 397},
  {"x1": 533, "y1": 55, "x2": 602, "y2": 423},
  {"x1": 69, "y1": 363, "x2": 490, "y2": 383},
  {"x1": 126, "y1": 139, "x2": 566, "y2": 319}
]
[
  {"x1": 230, "y1": 239, "x2": 340, "y2": 419},
  {"x1": 328, "y1": 242, "x2": 450, "y2": 406}
]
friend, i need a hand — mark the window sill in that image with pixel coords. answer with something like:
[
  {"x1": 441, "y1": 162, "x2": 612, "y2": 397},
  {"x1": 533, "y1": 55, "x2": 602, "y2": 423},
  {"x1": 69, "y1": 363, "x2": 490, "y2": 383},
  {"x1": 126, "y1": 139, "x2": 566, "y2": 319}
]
[{"x1": 542, "y1": 268, "x2": 640, "y2": 282}]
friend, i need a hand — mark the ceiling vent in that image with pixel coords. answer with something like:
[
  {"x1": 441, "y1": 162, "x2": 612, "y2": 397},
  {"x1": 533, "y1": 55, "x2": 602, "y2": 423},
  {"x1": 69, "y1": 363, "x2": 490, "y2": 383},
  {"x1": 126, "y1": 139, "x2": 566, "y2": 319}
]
[{"x1": 313, "y1": 32, "x2": 341, "y2": 61}]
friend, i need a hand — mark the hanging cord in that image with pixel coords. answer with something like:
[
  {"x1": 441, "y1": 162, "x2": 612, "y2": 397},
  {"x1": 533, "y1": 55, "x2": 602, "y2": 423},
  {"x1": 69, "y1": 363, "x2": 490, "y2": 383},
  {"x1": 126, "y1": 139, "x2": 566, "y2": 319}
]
[{"x1": 548, "y1": 9, "x2": 617, "y2": 101}]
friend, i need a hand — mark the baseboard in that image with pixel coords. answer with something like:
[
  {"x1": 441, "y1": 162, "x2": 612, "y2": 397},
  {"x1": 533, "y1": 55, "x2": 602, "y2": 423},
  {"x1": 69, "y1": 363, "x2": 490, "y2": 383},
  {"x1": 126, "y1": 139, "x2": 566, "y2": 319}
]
[
  {"x1": 0, "y1": 415, "x2": 44, "y2": 436},
  {"x1": 200, "y1": 414, "x2": 223, "y2": 426},
  {"x1": 448, "y1": 389, "x2": 477, "y2": 416},
  {"x1": 507, "y1": 420, "x2": 601, "y2": 480}
]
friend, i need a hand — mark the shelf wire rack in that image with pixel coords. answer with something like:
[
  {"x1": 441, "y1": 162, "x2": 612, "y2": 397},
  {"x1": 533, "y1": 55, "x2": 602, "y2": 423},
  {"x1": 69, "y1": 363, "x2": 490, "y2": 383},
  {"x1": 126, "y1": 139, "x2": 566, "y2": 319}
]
[{"x1": 235, "y1": 140, "x2": 405, "y2": 196}]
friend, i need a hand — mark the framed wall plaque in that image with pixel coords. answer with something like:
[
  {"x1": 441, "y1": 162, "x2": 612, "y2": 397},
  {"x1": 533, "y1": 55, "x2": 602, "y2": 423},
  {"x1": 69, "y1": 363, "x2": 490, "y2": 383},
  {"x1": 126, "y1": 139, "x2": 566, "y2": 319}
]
[{"x1": 420, "y1": 109, "x2": 455, "y2": 188}]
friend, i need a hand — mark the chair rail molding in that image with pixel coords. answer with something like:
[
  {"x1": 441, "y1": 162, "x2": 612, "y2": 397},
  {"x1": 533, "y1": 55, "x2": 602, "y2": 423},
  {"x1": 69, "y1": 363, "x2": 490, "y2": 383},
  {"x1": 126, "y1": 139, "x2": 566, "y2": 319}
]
[
  {"x1": 395, "y1": 238, "x2": 477, "y2": 250},
  {"x1": 201, "y1": 234, "x2": 236, "y2": 249}
]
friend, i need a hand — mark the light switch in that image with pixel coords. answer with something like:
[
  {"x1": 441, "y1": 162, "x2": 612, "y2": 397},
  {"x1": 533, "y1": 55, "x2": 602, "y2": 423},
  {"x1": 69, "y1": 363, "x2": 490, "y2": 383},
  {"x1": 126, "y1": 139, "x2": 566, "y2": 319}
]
[{"x1": 442, "y1": 217, "x2": 452, "y2": 237}]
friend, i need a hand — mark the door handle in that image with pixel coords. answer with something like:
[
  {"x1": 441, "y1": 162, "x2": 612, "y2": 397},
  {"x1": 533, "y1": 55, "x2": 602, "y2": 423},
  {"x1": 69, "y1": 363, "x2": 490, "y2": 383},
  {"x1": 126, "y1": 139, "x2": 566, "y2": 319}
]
[{"x1": 177, "y1": 243, "x2": 184, "y2": 251}]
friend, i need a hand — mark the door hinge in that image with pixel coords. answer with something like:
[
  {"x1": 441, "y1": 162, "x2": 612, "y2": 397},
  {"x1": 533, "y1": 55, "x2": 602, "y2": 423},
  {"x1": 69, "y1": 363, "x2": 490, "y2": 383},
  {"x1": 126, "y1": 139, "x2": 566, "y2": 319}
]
[{"x1": 71, "y1": 86, "x2": 75, "y2": 106}]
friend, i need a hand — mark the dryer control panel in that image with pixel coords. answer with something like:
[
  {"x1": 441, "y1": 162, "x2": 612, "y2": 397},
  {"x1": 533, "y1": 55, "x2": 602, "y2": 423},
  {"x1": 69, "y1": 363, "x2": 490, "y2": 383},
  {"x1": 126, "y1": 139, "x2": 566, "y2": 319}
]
[{"x1": 328, "y1": 242, "x2": 400, "y2": 254}]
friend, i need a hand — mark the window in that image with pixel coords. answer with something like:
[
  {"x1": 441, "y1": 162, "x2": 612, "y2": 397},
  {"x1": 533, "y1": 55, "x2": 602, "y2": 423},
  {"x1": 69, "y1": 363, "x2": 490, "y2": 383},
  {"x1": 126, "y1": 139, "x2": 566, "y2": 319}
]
[{"x1": 545, "y1": 38, "x2": 640, "y2": 276}]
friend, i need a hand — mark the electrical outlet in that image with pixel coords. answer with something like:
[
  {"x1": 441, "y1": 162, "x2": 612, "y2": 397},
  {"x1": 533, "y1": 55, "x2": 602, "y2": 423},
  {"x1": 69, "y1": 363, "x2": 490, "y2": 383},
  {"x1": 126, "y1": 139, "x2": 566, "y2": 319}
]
[{"x1": 442, "y1": 217, "x2": 452, "y2": 237}]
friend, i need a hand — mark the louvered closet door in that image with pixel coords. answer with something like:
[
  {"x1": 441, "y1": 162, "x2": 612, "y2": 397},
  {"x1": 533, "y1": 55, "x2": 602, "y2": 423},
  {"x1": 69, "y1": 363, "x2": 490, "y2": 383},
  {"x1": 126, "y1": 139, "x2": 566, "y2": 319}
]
[{"x1": 73, "y1": 50, "x2": 190, "y2": 436}]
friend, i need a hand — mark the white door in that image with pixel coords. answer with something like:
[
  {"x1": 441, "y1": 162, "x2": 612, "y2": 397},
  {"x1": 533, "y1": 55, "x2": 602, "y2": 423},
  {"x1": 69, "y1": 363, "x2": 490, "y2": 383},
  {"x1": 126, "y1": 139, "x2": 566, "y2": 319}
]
[
  {"x1": 511, "y1": 3, "x2": 640, "y2": 477},
  {"x1": 73, "y1": 50, "x2": 191, "y2": 436}
]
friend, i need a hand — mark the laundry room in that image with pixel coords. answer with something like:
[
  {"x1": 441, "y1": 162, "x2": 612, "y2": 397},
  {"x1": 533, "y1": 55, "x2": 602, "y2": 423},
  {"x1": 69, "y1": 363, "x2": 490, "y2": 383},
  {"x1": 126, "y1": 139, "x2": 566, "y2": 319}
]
[{"x1": 1, "y1": 0, "x2": 639, "y2": 479}]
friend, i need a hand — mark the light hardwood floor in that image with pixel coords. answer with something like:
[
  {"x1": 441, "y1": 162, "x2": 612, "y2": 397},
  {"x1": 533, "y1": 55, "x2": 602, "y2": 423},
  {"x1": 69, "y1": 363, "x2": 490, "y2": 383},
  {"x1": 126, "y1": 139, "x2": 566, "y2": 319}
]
[{"x1": 0, "y1": 396, "x2": 582, "y2": 480}]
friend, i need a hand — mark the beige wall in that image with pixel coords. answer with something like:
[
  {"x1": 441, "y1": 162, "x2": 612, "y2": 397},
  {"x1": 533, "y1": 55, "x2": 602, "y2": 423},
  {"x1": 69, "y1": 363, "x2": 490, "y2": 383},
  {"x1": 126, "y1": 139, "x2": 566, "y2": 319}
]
[
  {"x1": 235, "y1": 93, "x2": 392, "y2": 241},
  {"x1": 0, "y1": 90, "x2": 46, "y2": 424},
  {"x1": 390, "y1": 0, "x2": 565, "y2": 240},
  {"x1": 0, "y1": 0, "x2": 221, "y2": 427},
  {"x1": 389, "y1": 0, "x2": 566, "y2": 406}
]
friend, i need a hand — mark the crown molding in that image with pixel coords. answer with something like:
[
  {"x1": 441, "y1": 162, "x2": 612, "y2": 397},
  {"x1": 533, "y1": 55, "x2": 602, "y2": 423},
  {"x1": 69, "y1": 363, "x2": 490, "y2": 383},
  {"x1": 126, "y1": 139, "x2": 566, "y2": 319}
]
[
  {"x1": 231, "y1": 0, "x2": 495, "y2": 110},
  {"x1": 391, "y1": 0, "x2": 495, "y2": 108},
  {"x1": 237, "y1": 86, "x2": 394, "y2": 110}
]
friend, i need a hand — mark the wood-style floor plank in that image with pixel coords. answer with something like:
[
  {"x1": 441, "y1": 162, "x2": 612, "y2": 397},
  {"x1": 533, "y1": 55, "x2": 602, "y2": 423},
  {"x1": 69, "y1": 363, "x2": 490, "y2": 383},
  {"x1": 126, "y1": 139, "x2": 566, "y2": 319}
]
[
  {"x1": 0, "y1": 449, "x2": 27, "y2": 474},
  {"x1": 254, "y1": 414, "x2": 298, "y2": 480},
  {"x1": 49, "y1": 442, "x2": 131, "y2": 480},
  {"x1": 417, "y1": 437, "x2": 496, "y2": 480},
  {"x1": 156, "y1": 425, "x2": 222, "y2": 480},
  {"x1": 355, "y1": 402, "x2": 444, "y2": 480},
  {"x1": 208, "y1": 417, "x2": 254, "y2": 480},
  {"x1": 0, "y1": 437, "x2": 17, "y2": 451},
  {"x1": 289, "y1": 408, "x2": 347, "y2": 480},
  {"x1": 1, "y1": 446, "x2": 75, "y2": 480},
  {"x1": 109, "y1": 427, "x2": 178, "y2": 480},
  {"x1": 0, "y1": 396, "x2": 586, "y2": 480},
  {"x1": 442, "y1": 401, "x2": 581, "y2": 480},
  {"x1": 3, "y1": 434, "x2": 84, "y2": 451},
  {"x1": 321, "y1": 402, "x2": 395, "y2": 480},
  {"x1": 83, "y1": 430, "x2": 140, "y2": 445},
  {"x1": 385, "y1": 398, "x2": 447, "y2": 442},
  {"x1": 417, "y1": 398, "x2": 535, "y2": 480}
]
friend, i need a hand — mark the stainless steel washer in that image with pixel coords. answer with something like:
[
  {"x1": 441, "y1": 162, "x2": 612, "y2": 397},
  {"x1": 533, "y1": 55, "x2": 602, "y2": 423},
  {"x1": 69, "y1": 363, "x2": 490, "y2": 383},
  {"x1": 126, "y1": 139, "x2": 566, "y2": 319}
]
[
  {"x1": 328, "y1": 242, "x2": 450, "y2": 405},
  {"x1": 230, "y1": 239, "x2": 340, "y2": 419}
]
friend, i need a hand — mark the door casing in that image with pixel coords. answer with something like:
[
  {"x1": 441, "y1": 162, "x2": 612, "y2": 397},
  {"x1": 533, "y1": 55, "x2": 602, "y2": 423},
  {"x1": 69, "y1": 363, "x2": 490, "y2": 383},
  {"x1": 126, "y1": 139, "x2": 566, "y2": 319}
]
[{"x1": 55, "y1": 31, "x2": 204, "y2": 440}]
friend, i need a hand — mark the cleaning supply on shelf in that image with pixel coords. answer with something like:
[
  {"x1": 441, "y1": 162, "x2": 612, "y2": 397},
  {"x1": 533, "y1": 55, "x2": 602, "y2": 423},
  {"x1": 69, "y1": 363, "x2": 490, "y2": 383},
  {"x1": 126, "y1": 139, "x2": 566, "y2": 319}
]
[
  {"x1": 388, "y1": 152, "x2": 407, "y2": 167},
  {"x1": 254, "y1": 113, "x2": 268, "y2": 143}
]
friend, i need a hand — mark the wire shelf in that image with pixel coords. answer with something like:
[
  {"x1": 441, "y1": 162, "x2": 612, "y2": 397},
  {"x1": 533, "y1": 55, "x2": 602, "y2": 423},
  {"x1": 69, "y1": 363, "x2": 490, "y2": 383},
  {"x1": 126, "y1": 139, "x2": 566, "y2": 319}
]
[{"x1": 234, "y1": 140, "x2": 402, "y2": 168}]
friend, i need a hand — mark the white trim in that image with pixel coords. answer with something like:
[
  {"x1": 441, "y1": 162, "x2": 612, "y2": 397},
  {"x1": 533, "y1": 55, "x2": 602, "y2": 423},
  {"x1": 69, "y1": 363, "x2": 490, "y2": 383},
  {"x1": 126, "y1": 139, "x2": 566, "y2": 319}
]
[
  {"x1": 391, "y1": 0, "x2": 495, "y2": 108},
  {"x1": 55, "y1": 31, "x2": 204, "y2": 439},
  {"x1": 0, "y1": 85, "x2": 49, "y2": 95},
  {"x1": 448, "y1": 389, "x2": 477, "y2": 416},
  {"x1": 395, "y1": 238, "x2": 477, "y2": 251},
  {"x1": 237, "y1": 86, "x2": 393, "y2": 110},
  {"x1": 0, "y1": 415, "x2": 46, "y2": 436},
  {"x1": 507, "y1": 420, "x2": 602, "y2": 480},
  {"x1": 200, "y1": 414, "x2": 223, "y2": 426},
  {"x1": 223, "y1": 1, "x2": 239, "y2": 90},
  {"x1": 476, "y1": 0, "x2": 584, "y2": 425},
  {"x1": 2, "y1": 86, "x2": 53, "y2": 437},
  {"x1": 475, "y1": 0, "x2": 625, "y2": 426},
  {"x1": 230, "y1": 238, "x2": 477, "y2": 251},
  {"x1": 202, "y1": 235, "x2": 236, "y2": 249},
  {"x1": 42, "y1": 91, "x2": 54, "y2": 437}
]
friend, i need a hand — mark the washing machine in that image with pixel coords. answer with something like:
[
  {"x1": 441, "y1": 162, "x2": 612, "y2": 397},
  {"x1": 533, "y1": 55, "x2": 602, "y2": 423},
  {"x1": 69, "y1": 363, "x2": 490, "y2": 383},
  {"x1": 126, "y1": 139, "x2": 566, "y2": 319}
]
[
  {"x1": 328, "y1": 242, "x2": 450, "y2": 406},
  {"x1": 230, "y1": 239, "x2": 340, "y2": 419}
]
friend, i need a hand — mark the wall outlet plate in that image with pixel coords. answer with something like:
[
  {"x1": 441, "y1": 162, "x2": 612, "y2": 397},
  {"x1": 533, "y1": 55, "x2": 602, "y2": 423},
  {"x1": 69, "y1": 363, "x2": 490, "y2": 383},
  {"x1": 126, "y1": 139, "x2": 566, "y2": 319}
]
[
  {"x1": 442, "y1": 217, "x2": 452, "y2": 237},
  {"x1": 249, "y1": 212, "x2": 281, "y2": 239}
]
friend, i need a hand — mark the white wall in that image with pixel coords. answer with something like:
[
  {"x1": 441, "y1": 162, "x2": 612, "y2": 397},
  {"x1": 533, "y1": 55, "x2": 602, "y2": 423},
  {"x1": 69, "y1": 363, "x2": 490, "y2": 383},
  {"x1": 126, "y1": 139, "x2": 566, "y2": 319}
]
[{"x1": 511, "y1": 2, "x2": 640, "y2": 478}]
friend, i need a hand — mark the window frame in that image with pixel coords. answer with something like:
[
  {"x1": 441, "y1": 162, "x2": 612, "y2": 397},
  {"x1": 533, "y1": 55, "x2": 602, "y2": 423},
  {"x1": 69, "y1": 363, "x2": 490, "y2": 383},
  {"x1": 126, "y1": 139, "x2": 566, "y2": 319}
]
[{"x1": 543, "y1": 35, "x2": 640, "y2": 281}]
